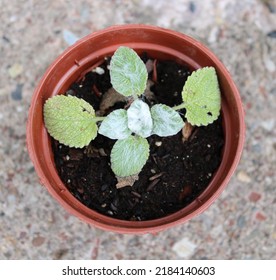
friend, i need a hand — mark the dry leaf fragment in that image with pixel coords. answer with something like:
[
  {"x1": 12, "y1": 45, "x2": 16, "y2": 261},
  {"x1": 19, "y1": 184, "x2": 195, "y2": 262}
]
[
  {"x1": 144, "y1": 80, "x2": 156, "y2": 101},
  {"x1": 99, "y1": 87, "x2": 127, "y2": 114},
  {"x1": 182, "y1": 122, "x2": 194, "y2": 141},
  {"x1": 116, "y1": 174, "x2": 139, "y2": 189}
]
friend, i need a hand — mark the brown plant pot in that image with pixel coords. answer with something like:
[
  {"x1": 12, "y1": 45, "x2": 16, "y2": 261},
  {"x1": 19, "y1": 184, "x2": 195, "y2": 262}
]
[{"x1": 26, "y1": 24, "x2": 245, "y2": 234}]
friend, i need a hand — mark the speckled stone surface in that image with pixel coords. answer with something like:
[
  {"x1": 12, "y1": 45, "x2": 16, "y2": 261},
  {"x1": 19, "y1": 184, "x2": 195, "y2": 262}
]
[{"x1": 0, "y1": 0, "x2": 275, "y2": 259}]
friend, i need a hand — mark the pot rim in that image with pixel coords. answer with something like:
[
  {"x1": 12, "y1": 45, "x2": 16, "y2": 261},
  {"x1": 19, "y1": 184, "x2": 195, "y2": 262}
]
[{"x1": 27, "y1": 24, "x2": 245, "y2": 234}]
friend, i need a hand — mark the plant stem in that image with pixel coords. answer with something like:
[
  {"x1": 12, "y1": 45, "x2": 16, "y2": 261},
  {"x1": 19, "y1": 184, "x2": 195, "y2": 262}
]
[
  {"x1": 93, "y1": 116, "x2": 106, "y2": 122},
  {"x1": 132, "y1": 92, "x2": 138, "y2": 100},
  {"x1": 172, "y1": 103, "x2": 186, "y2": 111}
]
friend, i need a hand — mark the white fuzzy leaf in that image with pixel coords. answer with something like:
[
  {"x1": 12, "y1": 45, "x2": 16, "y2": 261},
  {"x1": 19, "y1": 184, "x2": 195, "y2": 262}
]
[
  {"x1": 111, "y1": 136, "x2": 149, "y2": 177},
  {"x1": 127, "y1": 99, "x2": 153, "y2": 138},
  {"x1": 151, "y1": 104, "x2": 184, "y2": 136},
  {"x1": 98, "y1": 109, "x2": 131, "y2": 139},
  {"x1": 110, "y1": 46, "x2": 148, "y2": 97}
]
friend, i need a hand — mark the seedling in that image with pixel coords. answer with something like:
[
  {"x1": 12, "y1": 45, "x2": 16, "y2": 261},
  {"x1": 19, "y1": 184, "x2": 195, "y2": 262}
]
[{"x1": 44, "y1": 47, "x2": 221, "y2": 180}]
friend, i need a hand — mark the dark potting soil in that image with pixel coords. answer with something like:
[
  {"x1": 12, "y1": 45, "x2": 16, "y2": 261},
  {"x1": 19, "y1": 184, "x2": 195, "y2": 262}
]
[{"x1": 52, "y1": 56, "x2": 224, "y2": 221}]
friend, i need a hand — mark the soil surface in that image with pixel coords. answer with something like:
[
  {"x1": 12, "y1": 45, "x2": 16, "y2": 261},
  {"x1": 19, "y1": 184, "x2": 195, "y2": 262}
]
[{"x1": 52, "y1": 57, "x2": 224, "y2": 221}]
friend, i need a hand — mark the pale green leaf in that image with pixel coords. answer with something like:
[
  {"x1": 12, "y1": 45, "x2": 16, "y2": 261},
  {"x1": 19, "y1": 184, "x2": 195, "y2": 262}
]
[
  {"x1": 110, "y1": 46, "x2": 148, "y2": 97},
  {"x1": 111, "y1": 136, "x2": 149, "y2": 177},
  {"x1": 182, "y1": 67, "x2": 221, "y2": 126},
  {"x1": 44, "y1": 95, "x2": 98, "y2": 148},
  {"x1": 98, "y1": 109, "x2": 131, "y2": 139},
  {"x1": 127, "y1": 100, "x2": 153, "y2": 138},
  {"x1": 151, "y1": 104, "x2": 184, "y2": 136}
]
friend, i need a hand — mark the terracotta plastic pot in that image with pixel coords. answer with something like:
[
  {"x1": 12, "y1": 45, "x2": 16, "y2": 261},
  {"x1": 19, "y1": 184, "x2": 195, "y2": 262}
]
[{"x1": 27, "y1": 24, "x2": 245, "y2": 234}]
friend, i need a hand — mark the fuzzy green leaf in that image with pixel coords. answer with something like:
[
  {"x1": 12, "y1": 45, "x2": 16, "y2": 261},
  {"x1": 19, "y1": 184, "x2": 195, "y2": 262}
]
[
  {"x1": 151, "y1": 104, "x2": 184, "y2": 136},
  {"x1": 111, "y1": 136, "x2": 149, "y2": 177},
  {"x1": 127, "y1": 99, "x2": 153, "y2": 138},
  {"x1": 182, "y1": 67, "x2": 221, "y2": 126},
  {"x1": 110, "y1": 46, "x2": 148, "y2": 97},
  {"x1": 98, "y1": 109, "x2": 131, "y2": 139},
  {"x1": 44, "y1": 95, "x2": 98, "y2": 148}
]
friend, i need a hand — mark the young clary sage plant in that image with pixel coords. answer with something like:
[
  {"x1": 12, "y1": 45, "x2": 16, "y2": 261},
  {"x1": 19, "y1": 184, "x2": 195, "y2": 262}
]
[{"x1": 44, "y1": 46, "x2": 221, "y2": 179}]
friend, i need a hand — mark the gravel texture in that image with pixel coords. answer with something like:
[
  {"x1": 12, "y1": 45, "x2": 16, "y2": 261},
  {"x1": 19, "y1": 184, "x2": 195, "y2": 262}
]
[{"x1": 0, "y1": 0, "x2": 275, "y2": 259}]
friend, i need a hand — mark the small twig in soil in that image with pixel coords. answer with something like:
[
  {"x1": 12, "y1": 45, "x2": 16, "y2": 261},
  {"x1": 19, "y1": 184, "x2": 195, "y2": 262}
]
[
  {"x1": 149, "y1": 172, "x2": 164, "y2": 181},
  {"x1": 151, "y1": 154, "x2": 161, "y2": 169},
  {"x1": 110, "y1": 203, "x2": 118, "y2": 212},
  {"x1": 92, "y1": 84, "x2": 102, "y2": 98},
  {"x1": 131, "y1": 191, "x2": 141, "y2": 198},
  {"x1": 162, "y1": 154, "x2": 170, "y2": 160},
  {"x1": 147, "y1": 179, "x2": 160, "y2": 192}
]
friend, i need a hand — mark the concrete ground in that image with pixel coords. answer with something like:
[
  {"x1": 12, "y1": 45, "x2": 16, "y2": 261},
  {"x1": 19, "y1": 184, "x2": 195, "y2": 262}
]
[{"x1": 0, "y1": 0, "x2": 275, "y2": 259}]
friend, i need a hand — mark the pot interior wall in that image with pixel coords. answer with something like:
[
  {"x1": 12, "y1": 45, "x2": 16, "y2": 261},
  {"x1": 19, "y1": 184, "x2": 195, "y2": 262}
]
[{"x1": 28, "y1": 25, "x2": 244, "y2": 233}]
